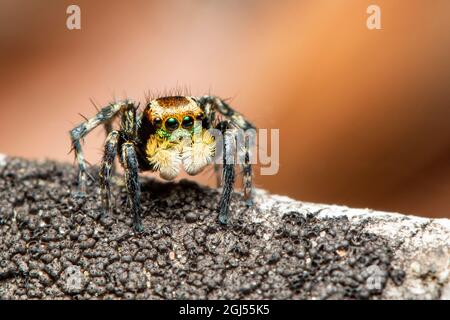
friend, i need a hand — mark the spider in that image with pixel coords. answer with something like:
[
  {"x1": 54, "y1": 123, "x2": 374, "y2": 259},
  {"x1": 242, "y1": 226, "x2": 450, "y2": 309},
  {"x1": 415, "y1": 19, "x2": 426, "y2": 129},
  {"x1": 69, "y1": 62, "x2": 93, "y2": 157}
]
[{"x1": 70, "y1": 95, "x2": 255, "y2": 232}]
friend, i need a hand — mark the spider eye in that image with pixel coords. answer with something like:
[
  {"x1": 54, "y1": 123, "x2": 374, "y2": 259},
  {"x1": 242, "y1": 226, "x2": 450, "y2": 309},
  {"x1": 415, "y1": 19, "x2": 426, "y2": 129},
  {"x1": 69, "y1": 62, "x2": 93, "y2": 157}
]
[
  {"x1": 153, "y1": 117, "x2": 162, "y2": 127},
  {"x1": 196, "y1": 113, "x2": 204, "y2": 121},
  {"x1": 165, "y1": 117, "x2": 179, "y2": 131},
  {"x1": 182, "y1": 116, "x2": 194, "y2": 129}
]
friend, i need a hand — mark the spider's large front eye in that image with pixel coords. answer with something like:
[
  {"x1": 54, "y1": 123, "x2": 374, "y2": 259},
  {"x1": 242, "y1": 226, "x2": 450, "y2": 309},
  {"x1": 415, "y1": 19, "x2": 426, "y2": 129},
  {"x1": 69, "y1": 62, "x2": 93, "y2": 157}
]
[
  {"x1": 165, "y1": 117, "x2": 179, "y2": 131},
  {"x1": 182, "y1": 116, "x2": 194, "y2": 129},
  {"x1": 153, "y1": 117, "x2": 162, "y2": 128}
]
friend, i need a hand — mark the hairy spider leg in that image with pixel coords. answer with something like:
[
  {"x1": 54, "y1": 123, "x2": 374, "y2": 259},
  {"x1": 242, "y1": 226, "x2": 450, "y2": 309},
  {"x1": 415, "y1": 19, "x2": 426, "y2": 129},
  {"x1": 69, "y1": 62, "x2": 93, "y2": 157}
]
[
  {"x1": 104, "y1": 120, "x2": 117, "y2": 174},
  {"x1": 216, "y1": 120, "x2": 236, "y2": 225},
  {"x1": 70, "y1": 101, "x2": 135, "y2": 194},
  {"x1": 121, "y1": 142, "x2": 143, "y2": 232},
  {"x1": 92, "y1": 98, "x2": 120, "y2": 175},
  {"x1": 199, "y1": 96, "x2": 255, "y2": 206},
  {"x1": 198, "y1": 96, "x2": 255, "y2": 131},
  {"x1": 242, "y1": 134, "x2": 253, "y2": 206},
  {"x1": 120, "y1": 102, "x2": 139, "y2": 140},
  {"x1": 89, "y1": 98, "x2": 116, "y2": 137},
  {"x1": 99, "y1": 130, "x2": 120, "y2": 214},
  {"x1": 198, "y1": 98, "x2": 222, "y2": 187}
]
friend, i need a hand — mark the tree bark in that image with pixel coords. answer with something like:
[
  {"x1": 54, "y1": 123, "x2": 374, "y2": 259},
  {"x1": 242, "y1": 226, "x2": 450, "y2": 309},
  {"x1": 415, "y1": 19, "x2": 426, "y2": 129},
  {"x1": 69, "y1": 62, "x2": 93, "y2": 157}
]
[{"x1": 0, "y1": 156, "x2": 449, "y2": 299}]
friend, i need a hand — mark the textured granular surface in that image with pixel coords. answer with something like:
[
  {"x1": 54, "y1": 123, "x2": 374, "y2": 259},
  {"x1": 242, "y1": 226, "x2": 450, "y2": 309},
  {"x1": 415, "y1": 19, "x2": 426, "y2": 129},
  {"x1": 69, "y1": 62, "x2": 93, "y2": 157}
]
[{"x1": 0, "y1": 158, "x2": 406, "y2": 299}]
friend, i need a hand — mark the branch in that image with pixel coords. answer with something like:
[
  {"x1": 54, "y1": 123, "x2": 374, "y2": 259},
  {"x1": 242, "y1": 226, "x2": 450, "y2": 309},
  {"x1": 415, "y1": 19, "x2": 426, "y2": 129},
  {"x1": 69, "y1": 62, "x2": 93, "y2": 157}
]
[{"x1": 0, "y1": 156, "x2": 449, "y2": 299}]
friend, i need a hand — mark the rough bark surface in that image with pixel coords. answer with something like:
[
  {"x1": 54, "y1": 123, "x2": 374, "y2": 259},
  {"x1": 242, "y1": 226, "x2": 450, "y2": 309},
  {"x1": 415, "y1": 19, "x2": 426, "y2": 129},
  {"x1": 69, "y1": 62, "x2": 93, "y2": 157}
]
[{"x1": 0, "y1": 156, "x2": 449, "y2": 299}]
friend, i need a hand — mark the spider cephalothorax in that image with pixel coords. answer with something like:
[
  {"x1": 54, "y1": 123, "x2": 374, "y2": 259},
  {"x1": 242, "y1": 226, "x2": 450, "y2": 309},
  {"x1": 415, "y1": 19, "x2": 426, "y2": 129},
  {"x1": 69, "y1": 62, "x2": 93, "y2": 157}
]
[
  {"x1": 144, "y1": 96, "x2": 214, "y2": 180},
  {"x1": 70, "y1": 95, "x2": 255, "y2": 232}
]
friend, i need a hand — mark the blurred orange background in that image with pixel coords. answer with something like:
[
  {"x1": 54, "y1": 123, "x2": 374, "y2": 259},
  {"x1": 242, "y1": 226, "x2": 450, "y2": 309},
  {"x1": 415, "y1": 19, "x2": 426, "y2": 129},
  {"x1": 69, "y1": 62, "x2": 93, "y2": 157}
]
[{"x1": 0, "y1": 0, "x2": 449, "y2": 218}]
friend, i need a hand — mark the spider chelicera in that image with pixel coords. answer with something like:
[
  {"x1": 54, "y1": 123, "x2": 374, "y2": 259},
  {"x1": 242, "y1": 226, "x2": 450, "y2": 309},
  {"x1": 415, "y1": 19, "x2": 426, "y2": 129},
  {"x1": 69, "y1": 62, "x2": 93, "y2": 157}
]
[{"x1": 70, "y1": 95, "x2": 255, "y2": 231}]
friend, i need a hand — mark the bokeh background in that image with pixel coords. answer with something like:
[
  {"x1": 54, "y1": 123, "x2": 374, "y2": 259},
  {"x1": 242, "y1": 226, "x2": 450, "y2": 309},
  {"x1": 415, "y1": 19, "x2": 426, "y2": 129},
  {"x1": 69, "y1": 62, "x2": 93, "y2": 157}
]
[{"x1": 1, "y1": 0, "x2": 449, "y2": 218}]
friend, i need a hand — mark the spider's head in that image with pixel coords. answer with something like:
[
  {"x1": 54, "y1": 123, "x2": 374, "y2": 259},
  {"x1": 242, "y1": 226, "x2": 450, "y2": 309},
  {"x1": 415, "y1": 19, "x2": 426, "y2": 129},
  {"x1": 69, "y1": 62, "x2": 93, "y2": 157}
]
[
  {"x1": 145, "y1": 96, "x2": 204, "y2": 141},
  {"x1": 144, "y1": 96, "x2": 215, "y2": 180}
]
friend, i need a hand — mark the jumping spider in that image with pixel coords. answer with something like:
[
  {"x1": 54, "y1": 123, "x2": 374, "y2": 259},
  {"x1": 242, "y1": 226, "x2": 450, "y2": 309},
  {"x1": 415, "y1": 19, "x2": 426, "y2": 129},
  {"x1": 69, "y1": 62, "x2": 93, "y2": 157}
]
[{"x1": 70, "y1": 95, "x2": 255, "y2": 231}]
